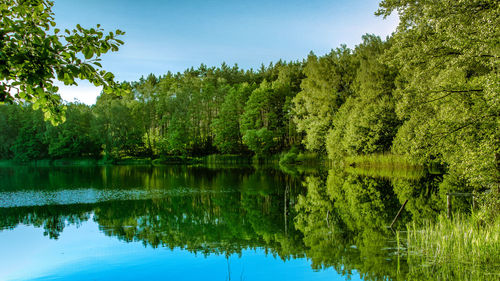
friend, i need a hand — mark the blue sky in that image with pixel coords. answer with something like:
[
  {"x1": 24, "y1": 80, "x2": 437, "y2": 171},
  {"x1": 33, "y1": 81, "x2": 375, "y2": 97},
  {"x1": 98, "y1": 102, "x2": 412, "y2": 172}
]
[{"x1": 52, "y1": 0, "x2": 398, "y2": 104}]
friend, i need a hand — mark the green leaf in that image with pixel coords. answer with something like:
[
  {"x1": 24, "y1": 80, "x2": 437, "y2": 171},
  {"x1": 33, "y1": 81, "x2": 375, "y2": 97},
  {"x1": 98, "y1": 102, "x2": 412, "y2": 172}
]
[
  {"x1": 83, "y1": 47, "x2": 93, "y2": 59},
  {"x1": 103, "y1": 86, "x2": 113, "y2": 94},
  {"x1": 103, "y1": 72, "x2": 114, "y2": 81},
  {"x1": 61, "y1": 52, "x2": 71, "y2": 60}
]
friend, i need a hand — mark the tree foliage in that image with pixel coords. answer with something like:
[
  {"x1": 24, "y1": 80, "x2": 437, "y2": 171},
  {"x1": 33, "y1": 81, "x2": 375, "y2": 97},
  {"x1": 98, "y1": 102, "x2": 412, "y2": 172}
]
[
  {"x1": 0, "y1": 0, "x2": 125, "y2": 124},
  {"x1": 211, "y1": 83, "x2": 254, "y2": 154},
  {"x1": 326, "y1": 35, "x2": 399, "y2": 158},
  {"x1": 292, "y1": 48, "x2": 357, "y2": 152},
  {"x1": 45, "y1": 103, "x2": 100, "y2": 159},
  {"x1": 378, "y1": 0, "x2": 499, "y2": 189}
]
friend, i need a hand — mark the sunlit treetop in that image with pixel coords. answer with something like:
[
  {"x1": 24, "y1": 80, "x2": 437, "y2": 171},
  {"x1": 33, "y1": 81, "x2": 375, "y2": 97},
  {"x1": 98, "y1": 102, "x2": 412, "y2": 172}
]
[{"x1": 0, "y1": 0, "x2": 126, "y2": 124}]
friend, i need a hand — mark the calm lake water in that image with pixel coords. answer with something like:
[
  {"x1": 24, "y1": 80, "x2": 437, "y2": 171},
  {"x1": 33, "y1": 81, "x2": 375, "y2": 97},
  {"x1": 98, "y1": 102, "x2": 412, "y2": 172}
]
[{"x1": 0, "y1": 164, "x2": 469, "y2": 280}]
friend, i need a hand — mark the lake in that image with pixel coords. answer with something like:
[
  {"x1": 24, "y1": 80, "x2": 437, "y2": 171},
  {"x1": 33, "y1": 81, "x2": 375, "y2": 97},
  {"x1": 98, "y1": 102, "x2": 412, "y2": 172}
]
[{"x1": 0, "y1": 164, "x2": 477, "y2": 280}]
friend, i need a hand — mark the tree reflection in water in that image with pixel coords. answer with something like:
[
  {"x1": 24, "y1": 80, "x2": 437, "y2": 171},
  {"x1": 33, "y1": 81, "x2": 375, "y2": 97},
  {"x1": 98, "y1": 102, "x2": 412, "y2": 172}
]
[{"x1": 2, "y1": 164, "x2": 489, "y2": 280}]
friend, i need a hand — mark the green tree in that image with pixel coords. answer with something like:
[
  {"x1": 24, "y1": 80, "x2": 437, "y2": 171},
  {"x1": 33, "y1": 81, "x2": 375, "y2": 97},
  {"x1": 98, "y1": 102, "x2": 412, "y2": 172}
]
[
  {"x1": 378, "y1": 0, "x2": 499, "y2": 189},
  {"x1": 241, "y1": 128, "x2": 275, "y2": 157},
  {"x1": 0, "y1": 104, "x2": 21, "y2": 159},
  {"x1": 211, "y1": 83, "x2": 254, "y2": 154},
  {"x1": 161, "y1": 76, "x2": 192, "y2": 156},
  {"x1": 240, "y1": 80, "x2": 277, "y2": 156},
  {"x1": 292, "y1": 47, "x2": 357, "y2": 152},
  {"x1": 272, "y1": 62, "x2": 305, "y2": 149},
  {"x1": 10, "y1": 106, "x2": 48, "y2": 161},
  {"x1": 45, "y1": 103, "x2": 100, "y2": 159},
  {"x1": 240, "y1": 62, "x2": 304, "y2": 156},
  {"x1": 326, "y1": 35, "x2": 399, "y2": 158},
  {"x1": 134, "y1": 74, "x2": 161, "y2": 156},
  {"x1": 0, "y1": 0, "x2": 125, "y2": 123},
  {"x1": 92, "y1": 87, "x2": 144, "y2": 160}
]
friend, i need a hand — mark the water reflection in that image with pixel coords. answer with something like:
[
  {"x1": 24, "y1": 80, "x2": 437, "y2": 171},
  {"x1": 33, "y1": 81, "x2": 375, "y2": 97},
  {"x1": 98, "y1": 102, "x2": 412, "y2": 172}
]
[
  {"x1": 1, "y1": 164, "x2": 485, "y2": 280},
  {"x1": 297, "y1": 170, "x2": 400, "y2": 280}
]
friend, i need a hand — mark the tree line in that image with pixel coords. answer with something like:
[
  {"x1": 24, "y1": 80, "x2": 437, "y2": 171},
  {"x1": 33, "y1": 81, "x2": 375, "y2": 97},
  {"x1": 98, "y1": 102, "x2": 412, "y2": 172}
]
[
  {"x1": 0, "y1": 35, "x2": 392, "y2": 160},
  {"x1": 1, "y1": 0, "x2": 498, "y2": 191}
]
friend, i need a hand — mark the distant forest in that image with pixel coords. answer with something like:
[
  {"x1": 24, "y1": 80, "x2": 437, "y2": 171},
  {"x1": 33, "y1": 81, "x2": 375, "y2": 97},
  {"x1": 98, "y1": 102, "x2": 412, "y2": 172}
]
[{"x1": 1, "y1": 1, "x2": 498, "y2": 191}]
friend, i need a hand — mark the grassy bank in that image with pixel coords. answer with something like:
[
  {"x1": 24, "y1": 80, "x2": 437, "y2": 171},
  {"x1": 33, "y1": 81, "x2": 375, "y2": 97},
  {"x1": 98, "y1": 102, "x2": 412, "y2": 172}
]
[
  {"x1": 345, "y1": 165, "x2": 426, "y2": 180},
  {"x1": 0, "y1": 155, "x2": 248, "y2": 166},
  {"x1": 341, "y1": 153, "x2": 429, "y2": 180},
  {"x1": 201, "y1": 154, "x2": 253, "y2": 164},
  {"x1": 344, "y1": 153, "x2": 419, "y2": 169},
  {"x1": 404, "y1": 213, "x2": 500, "y2": 278},
  {"x1": 279, "y1": 146, "x2": 322, "y2": 165},
  {"x1": 0, "y1": 159, "x2": 99, "y2": 166}
]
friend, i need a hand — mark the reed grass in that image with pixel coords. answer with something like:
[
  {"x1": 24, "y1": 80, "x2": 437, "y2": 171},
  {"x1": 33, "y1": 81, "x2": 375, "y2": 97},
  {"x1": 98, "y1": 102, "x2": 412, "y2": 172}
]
[
  {"x1": 296, "y1": 152, "x2": 321, "y2": 163},
  {"x1": 344, "y1": 153, "x2": 419, "y2": 169},
  {"x1": 279, "y1": 148, "x2": 321, "y2": 165},
  {"x1": 345, "y1": 165, "x2": 426, "y2": 180},
  {"x1": 202, "y1": 154, "x2": 253, "y2": 164},
  {"x1": 406, "y1": 213, "x2": 500, "y2": 270},
  {"x1": 406, "y1": 262, "x2": 500, "y2": 281}
]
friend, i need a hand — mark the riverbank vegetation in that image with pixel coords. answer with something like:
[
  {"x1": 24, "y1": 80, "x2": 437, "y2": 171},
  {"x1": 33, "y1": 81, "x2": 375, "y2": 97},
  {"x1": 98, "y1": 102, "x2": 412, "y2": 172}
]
[
  {"x1": 344, "y1": 153, "x2": 415, "y2": 168},
  {"x1": 405, "y1": 212, "x2": 500, "y2": 280}
]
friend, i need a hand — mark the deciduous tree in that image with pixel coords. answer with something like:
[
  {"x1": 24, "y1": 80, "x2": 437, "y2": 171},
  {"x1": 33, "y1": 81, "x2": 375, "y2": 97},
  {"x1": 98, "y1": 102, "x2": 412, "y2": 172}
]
[{"x1": 0, "y1": 0, "x2": 125, "y2": 124}]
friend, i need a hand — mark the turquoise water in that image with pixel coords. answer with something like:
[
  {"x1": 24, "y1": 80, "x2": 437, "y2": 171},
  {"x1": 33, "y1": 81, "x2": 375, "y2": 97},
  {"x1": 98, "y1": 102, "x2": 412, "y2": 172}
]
[
  {"x1": 0, "y1": 165, "x2": 441, "y2": 280},
  {"x1": 1, "y1": 223, "x2": 351, "y2": 280}
]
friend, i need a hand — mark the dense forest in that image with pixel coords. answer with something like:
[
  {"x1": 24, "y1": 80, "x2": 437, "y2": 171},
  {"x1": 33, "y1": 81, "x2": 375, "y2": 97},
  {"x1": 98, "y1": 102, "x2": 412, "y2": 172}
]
[
  {"x1": 0, "y1": 35, "x2": 389, "y2": 161},
  {"x1": 1, "y1": 0, "x2": 498, "y2": 194}
]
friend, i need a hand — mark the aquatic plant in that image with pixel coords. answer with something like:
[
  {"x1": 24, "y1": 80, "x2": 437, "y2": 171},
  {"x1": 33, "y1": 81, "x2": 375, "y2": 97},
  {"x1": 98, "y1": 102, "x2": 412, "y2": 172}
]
[{"x1": 405, "y1": 213, "x2": 500, "y2": 279}]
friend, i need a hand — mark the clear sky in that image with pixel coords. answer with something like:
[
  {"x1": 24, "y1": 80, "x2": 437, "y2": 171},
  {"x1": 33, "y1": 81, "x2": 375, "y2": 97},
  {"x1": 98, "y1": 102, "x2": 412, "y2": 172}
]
[{"x1": 51, "y1": 0, "x2": 398, "y2": 104}]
